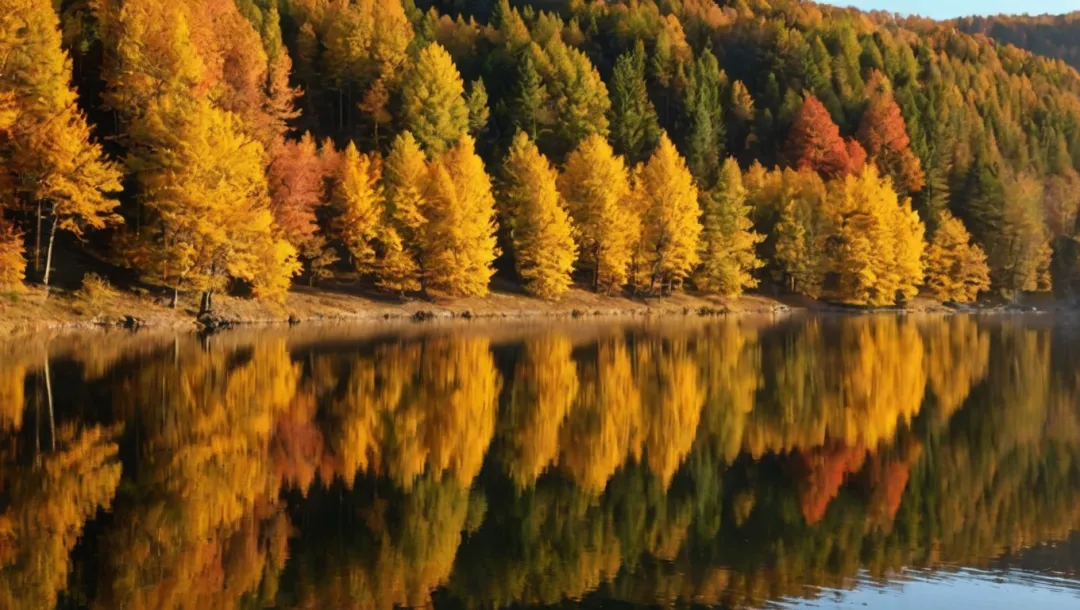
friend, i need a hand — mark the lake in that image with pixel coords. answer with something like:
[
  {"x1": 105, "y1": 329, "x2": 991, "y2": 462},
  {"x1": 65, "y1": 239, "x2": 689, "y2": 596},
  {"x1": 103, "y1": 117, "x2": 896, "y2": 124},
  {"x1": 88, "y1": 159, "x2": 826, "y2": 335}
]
[{"x1": 1, "y1": 314, "x2": 1079, "y2": 608}]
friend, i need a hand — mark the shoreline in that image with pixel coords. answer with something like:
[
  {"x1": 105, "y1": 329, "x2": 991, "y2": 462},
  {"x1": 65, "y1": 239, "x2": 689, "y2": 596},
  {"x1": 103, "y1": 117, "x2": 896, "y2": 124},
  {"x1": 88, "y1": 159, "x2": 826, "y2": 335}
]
[{"x1": 0, "y1": 282, "x2": 1071, "y2": 336}]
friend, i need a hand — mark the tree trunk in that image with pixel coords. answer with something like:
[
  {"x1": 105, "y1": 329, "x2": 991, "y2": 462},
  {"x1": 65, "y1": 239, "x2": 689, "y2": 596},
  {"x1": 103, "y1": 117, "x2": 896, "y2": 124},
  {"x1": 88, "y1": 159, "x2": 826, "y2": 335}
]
[
  {"x1": 34, "y1": 200, "x2": 42, "y2": 274},
  {"x1": 199, "y1": 289, "x2": 214, "y2": 314},
  {"x1": 170, "y1": 286, "x2": 179, "y2": 309},
  {"x1": 42, "y1": 212, "x2": 59, "y2": 289}
]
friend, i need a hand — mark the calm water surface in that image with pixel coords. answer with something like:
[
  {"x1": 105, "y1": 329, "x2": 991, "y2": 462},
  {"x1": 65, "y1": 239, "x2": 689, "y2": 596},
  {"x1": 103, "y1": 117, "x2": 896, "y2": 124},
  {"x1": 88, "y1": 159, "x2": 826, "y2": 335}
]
[{"x1": 1, "y1": 314, "x2": 1079, "y2": 609}]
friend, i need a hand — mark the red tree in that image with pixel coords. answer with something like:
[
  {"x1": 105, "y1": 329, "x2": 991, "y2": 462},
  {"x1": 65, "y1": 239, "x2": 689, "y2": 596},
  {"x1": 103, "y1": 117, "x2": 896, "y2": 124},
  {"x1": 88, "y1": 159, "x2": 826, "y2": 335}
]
[
  {"x1": 857, "y1": 88, "x2": 925, "y2": 194},
  {"x1": 785, "y1": 95, "x2": 852, "y2": 179},
  {"x1": 267, "y1": 132, "x2": 328, "y2": 250}
]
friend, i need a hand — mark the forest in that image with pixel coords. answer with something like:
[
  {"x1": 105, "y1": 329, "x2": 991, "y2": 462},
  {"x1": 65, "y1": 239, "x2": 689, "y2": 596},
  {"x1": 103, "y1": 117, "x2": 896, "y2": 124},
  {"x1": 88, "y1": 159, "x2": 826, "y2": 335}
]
[{"x1": 2, "y1": 0, "x2": 1080, "y2": 308}]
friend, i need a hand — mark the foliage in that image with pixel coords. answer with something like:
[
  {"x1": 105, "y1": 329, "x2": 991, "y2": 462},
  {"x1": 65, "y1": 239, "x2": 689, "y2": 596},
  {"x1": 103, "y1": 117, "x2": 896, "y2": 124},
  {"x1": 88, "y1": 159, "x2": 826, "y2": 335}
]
[
  {"x1": 696, "y1": 158, "x2": 765, "y2": 296},
  {"x1": 923, "y1": 213, "x2": 991, "y2": 303},
  {"x1": 501, "y1": 132, "x2": 576, "y2": 298}
]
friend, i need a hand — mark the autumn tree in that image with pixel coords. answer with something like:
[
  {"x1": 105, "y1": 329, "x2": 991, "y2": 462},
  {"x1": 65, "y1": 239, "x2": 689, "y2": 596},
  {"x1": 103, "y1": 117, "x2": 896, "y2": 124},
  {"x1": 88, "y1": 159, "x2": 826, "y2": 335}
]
[
  {"x1": 267, "y1": 132, "x2": 325, "y2": 253},
  {"x1": 401, "y1": 43, "x2": 469, "y2": 154},
  {"x1": 128, "y1": 97, "x2": 299, "y2": 307},
  {"x1": 502, "y1": 132, "x2": 577, "y2": 298},
  {"x1": 696, "y1": 158, "x2": 764, "y2": 296},
  {"x1": 785, "y1": 95, "x2": 852, "y2": 179},
  {"x1": 422, "y1": 135, "x2": 499, "y2": 296},
  {"x1": 2, "y1": 0, "x2": 122, "y2": 286},
  {"x1": 334, "y1": 143, "x2": 383, "y2": 276},
  {"x1": 610, "y1": 40, "x2": 660, "y2": 163},
  {"x1": 559, "y1": 135, "x2": 639, "y2": 293},
  {"x1": 923, "y1": 213, "x2": 991, "y2": 303},
  {"x1": 825, "y1": 165, "x2": 926, "y2": 306},
  {"x1": 379, "y1": 131, "x2": 428, "y2": 292},
  {"x1": 0, "y1": 219, "x2": 24, "y2": 290},
  {"x1": 857, "y1": 75, "x2": 925, "y2": 195},
  {"x1": 634, "y1": 134, "x2": 702, "y2": 293}
]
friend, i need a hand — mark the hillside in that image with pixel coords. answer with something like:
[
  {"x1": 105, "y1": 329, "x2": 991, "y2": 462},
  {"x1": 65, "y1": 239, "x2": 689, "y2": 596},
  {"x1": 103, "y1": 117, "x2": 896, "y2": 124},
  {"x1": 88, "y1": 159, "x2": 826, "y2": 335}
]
[
  {"x1": 2, "y1": 0, "x2": 1080, "y2": 320},
  {"x1": 955, "y1": 12, "x2": 1080, "y2": 72}
]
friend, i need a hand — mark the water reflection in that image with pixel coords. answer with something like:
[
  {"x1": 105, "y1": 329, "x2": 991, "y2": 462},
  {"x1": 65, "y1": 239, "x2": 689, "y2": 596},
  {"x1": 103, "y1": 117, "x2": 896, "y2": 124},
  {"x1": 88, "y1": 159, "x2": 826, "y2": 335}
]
[{"x1": 0, "y1": 315, "x2": 1079, "y2": 608}]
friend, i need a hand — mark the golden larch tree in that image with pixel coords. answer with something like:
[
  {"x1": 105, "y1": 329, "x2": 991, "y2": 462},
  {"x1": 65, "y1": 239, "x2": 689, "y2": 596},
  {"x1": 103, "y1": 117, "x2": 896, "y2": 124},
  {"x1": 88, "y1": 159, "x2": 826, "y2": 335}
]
[
  {"x1": 379, "y1": 131, "x2": 429, "y2": 292},
  {"x1": 635, "y1": 133, "x2": 702, "y2": 294},
  {"x1": 559, "y1": 134, "x2": 639, "y2": 293},
  {"x1": 825, "y1": 165, "x2": 925, "y2": 306},
  {"x1": 422, "y1": 135, "x2": 499, "y2": 296},
  {"x1": 333, "y1": 142, "x2": 383, "y2": 277},
  {"x1": 501, "y1": 132, "x2": 577, "y2": 299},
  {"x1": 923, "y1": 212, "x2": 991, "y2": 303}
]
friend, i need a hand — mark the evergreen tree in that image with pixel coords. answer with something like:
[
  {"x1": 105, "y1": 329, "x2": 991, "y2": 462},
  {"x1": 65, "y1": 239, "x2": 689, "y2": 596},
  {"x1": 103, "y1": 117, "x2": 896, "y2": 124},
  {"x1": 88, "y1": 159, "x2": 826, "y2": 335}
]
[
  {"x1": 512, "y1": 54, "x2": 553, "y2": 142},
  {"x1": 466, "y1": 78, "x2": 490, "y2": 137},
  {"x1": 401, "y1": 43, "x2": 469, "y2": 154},
  {"x1": 610, "y1": 40, "x2": 660, "y2": 163},
  {"x1": 696, "y1": 159, "x2": 765, "y2": 296},
  {"x1": 502, "y1": 132, "x2": 577, "y2": 298}
]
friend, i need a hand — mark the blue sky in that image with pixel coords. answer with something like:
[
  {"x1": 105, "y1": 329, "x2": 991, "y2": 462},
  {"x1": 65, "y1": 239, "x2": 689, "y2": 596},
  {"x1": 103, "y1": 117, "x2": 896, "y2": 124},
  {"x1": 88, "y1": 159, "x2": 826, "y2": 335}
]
[{"x1": 822, "y1": 1, "x2": 1080, "y2": 19}]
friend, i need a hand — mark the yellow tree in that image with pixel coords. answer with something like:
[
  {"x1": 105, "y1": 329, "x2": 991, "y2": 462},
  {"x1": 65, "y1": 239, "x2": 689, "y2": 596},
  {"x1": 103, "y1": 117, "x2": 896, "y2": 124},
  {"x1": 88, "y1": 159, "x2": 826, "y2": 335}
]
[
  {"x1": 422, "y1": 135, "x2": 499, "y2": 296},
  {"x1": 635, "y1": 134, "x2": 702, "y2": 294},
  {"x1": 923, "y1": 212, "x2": 991, "y2": 303},
  {"x1": 379, "y1": 131, "x2": 428, "y2": 292},
  {"x1": 334, "y1": 143, "x2": 383, "y2": 276},
  {"x1": 0, "y1": 219, "x2": 23, "y2": 290},
  {"x1": 1, "y1": 0, "x2": 122, "y2": 286},
  {"x1": 746, "y1": 165, "x2": 830, "y2": 297},
  {"x1": 559, "y1": 134, "x2": 638, "y2": 293},
  {"x1": 502, "y1": 132, "x2": 577, "y2": 298},
  {"x1": 825, "y1": 165, "x2": 925, "y2": 306},
  {"x1": 696, "y1": 158, "x2": 764, "y2": 296},
  {"x1": 400, "y1": 43, "x2": 469, "y2": 154},
  {"x1": 504, "y1": 334, "x2": 579, "y2": 488},
  {"x1": 128, "y1": 97, "x2": 299, "y2": 308}
]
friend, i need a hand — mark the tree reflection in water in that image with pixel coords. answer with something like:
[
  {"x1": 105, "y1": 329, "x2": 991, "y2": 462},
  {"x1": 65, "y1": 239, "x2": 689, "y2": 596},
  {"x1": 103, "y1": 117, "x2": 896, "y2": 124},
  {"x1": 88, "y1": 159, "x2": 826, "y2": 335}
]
[{"x1": 0, "y1": 315, "x2": 1078, "y2": 609}]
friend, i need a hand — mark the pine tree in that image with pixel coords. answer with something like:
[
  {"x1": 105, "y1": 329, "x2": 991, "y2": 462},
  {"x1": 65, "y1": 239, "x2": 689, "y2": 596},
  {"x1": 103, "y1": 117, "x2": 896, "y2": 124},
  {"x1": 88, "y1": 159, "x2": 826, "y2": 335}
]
[
  {"x1": 696, "y1": 158, "x2": 765, "y2": 296},
  {"x1": 785, "y1": 95, "x2": 852, "y2": 179},
  {"x1": 610, "y1": 40, "x2": 660, "y2": 163},
  {"x1": 466, "y1": 78, "x2": 490, "y2": 137},
  {"x1": 401, "y1": 43, "x2": 469, "y2": 154},
  {"x1": 333, "y1": 143, "x2": 383, "y2": 276},
  {"x1": 923, "y1": 213, "x2": 991, "y2": 303},
  {"x1": 684, "y1": 48, "x2": 727, "y2": 185},
  {"x1": 512, "y1": 54, "x2": 554, "y2": 142},
  {"x1": 559, "y1": 134, "x2": 638, "y2": 293},
  {"x1": 422, "y1": 135, "x2": 499, "y2": 296},
  {"x1": 636, "y1": 134, "x2": 702, "y2": 293},
  {"x1": 534, "y1": 39, "x2": 610, "y2": 156},
  {"x1": 502, "y1": 132, "x2": 576, "y2": 298}
]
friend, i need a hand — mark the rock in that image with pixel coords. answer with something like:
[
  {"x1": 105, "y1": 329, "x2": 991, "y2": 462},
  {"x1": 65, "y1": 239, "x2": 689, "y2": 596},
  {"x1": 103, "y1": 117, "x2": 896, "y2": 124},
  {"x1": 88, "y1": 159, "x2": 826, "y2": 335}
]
[
  {"x1": 196, "y1": 312, "x2": 235, "y2": 331},
  {"x1": 413, "y1": 310, "x2": 436, "y2": 322},
  {"x1": 123, "y1": 315, "x2": 144, "y2": 330},
  {"x1": 287, "y1": 314, "x2": 301, "y2": 326},
  {"x1": 459, "y1": 310, "x2": 473, "y2": 319}
]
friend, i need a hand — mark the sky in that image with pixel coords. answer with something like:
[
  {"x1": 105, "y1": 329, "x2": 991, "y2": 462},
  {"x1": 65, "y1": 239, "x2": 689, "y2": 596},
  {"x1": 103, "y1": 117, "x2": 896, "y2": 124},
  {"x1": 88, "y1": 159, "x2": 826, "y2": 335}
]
[{"x1": 822, "y1": 1, "x2": 1080, "y2": 20}]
